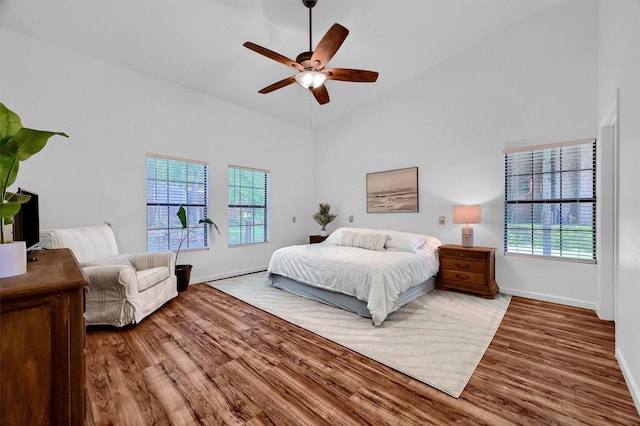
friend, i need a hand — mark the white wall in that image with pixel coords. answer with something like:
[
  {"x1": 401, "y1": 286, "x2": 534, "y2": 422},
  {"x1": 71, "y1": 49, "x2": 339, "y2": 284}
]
[
  {"x1": 314, "y1": 1, "x2": 599, "y2": 309},
  {"x1": 0, "y1": 28, "x2": 316, "y2": 284},
  {"x1": 598, "y1": 0, "x2": 640, "y2": 411}
]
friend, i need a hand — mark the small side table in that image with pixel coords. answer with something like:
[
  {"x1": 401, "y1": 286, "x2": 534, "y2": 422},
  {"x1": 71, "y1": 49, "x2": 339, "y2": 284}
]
[
  {"x1": 309, "y1": 235, "x2": 328, "y2": 244},
  {"x1": 436, "y1": 244, "x2": 499, "y2": 298}
]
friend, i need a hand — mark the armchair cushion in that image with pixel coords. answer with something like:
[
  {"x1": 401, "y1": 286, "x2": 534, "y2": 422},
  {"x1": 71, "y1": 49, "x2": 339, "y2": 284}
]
[
  {"x1": 84, "y1": 255, "x2": 131, "y2": 267},
  {"x1": 136, "y1": 267, "x2": 171, "y2": 292},
  {"x1": 42, "y1": 224, "x2": 119, "y2": 264}
]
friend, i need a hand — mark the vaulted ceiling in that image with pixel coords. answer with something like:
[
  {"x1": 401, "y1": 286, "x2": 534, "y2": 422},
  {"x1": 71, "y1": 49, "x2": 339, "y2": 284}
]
[{"x1": 0, "y1": 0, "x2": 571, "y2": 128}]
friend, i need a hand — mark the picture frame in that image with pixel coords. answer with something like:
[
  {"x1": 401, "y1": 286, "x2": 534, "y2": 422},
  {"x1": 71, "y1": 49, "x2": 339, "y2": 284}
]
[{"x1": 366, "y1": 167, "x2": 419, "y2": 213}]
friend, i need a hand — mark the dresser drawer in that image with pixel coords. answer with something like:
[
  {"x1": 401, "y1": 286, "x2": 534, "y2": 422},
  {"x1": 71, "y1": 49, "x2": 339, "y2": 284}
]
[
  {"x1": 441, "y1": 269, "x2": 487, "y2": 286},
  {"x1": 440, "y1": 258, "x2": 486, "y2": 274}
]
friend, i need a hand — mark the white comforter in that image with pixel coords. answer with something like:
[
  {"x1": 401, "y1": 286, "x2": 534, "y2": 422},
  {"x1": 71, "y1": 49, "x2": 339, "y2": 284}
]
[{"x1": 267, "y1": 243, "x2": 440, "y2": 326}]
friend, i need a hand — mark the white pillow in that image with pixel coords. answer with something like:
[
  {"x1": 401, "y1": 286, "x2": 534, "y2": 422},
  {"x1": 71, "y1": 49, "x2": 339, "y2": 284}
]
[
  {"x1": 324, "y1": 227, "x2": 375, "y2": 245},
  {"x1": 380, "y1": 230, "x2": 427, "y2": 252},
  {"x1": 339, "y1": 230, "x2": 389, "y2": 251},
  {"x1": 422, "y1": 235, "x2": 442, "y2": 253}
]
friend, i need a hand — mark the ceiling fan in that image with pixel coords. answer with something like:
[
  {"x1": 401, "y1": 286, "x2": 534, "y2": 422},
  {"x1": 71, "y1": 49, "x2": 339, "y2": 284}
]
[{"x1": 243, "y1": 0, "x2": 378, "y2": 105}]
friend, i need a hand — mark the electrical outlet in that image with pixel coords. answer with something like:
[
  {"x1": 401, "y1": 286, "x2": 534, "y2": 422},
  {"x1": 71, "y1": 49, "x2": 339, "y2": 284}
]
[
  {"x1": 292, "y1": 216, "x2": 296, "y2": 223},
  {"x1": 349, "y1": 215, "x2": 354, "y2": 223},
  {"x1": 439, "y1": 216, "x2": 445, "y2": 225}
]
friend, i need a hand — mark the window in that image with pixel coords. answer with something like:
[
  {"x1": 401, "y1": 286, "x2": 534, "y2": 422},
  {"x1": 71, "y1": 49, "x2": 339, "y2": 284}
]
[
  {"x1": 146, "y1": 154, "x2": 209, "y2": 252},
  {"x1": 504, "y1": 139, "x2": 596, "y2": 262},
  {"x1": 228, "y1": 165, "x2": 269, "y2": 246}
]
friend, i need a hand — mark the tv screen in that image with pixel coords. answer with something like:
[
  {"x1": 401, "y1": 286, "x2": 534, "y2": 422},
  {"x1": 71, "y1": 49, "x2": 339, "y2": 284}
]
[{"x1": 13, "y1": 188, "x2": 40, "y2": 251}]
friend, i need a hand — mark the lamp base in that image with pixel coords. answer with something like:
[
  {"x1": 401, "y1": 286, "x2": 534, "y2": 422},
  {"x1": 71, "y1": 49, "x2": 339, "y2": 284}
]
[{"x1": 461, "y1": 225, "x2": 474, "y2": 248}]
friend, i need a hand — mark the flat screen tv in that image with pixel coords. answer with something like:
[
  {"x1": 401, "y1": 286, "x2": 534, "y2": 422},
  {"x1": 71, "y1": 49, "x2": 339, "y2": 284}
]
[{"x1": 12, "y1": 188, "x2": 40, "y2": 251}]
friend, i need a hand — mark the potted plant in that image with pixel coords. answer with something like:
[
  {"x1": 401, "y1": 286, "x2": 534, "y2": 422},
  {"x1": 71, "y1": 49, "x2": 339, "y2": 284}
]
[
  {"x1": 175, "y1": 206, "x2": 220, "y2": 292},
  {"x1": 312, "y1": 203, "x2": 337, "y2": 236},
  {"x1": 0, "y1": 103, "x2": 67, "y2": 278}
]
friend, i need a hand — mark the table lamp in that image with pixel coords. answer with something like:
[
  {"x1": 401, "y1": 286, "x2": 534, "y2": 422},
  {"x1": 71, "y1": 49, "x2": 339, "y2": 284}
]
[{"x1": 453, "y1": 205, "x2": 481, "y2": 248}]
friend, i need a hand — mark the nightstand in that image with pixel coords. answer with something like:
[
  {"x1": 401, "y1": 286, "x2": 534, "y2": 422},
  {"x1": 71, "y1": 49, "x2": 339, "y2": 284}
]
[
  {"x1": 309, "y1": 235, "x2": 328, "y2": 244},
  {"x1": 436, "y1": 244, "x2": 499, "y2": 298}
]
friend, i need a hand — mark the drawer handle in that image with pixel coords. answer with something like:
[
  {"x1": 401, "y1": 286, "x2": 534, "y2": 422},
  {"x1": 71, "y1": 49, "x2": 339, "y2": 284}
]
[
  {"x1": 455, "y1": 274, "x2": 469, "y2": 280},
  {"x1": 455, "y1": 263, "x2": 470, "y2": 269}
]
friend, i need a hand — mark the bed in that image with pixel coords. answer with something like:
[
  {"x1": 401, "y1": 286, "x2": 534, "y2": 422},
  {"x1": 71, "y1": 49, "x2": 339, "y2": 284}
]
[{"x1": 267, "y1": 227, "x2": 441, "y2": 326}]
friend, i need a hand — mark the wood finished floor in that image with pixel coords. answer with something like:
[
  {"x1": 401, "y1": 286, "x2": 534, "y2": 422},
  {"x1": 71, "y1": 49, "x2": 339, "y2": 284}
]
[{"x1": 85, "y1": 283, "x2": 640, "y2": 425}]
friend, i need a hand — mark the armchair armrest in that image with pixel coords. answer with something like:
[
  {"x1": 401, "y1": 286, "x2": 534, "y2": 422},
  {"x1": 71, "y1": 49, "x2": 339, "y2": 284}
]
[
  {"x1": 82, "y1": 265, "x2": 137, "y2": 293},
  {"x1": 125, "y1": 251, "x2": 176, "y2": 272}
]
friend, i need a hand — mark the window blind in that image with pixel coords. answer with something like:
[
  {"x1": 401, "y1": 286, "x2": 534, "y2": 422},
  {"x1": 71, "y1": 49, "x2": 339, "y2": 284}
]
[
  {"x1": 228, "y1": 165, "x2": 269, "y2": 246},
  {"x1": 146, "y1": 154, "x2": 209, "y2": 252},
  {"x1": 504, "y1": 139, "x2": 596, "y2": 262}
]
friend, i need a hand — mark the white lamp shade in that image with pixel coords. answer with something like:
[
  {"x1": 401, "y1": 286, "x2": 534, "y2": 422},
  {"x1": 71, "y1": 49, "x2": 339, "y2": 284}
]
[
  {"x1": 295, "y1": 71, "x2": 327, "y2": 89},
  {"x1": 453, "y1": 205, "x2": 481, "y2": 224}
]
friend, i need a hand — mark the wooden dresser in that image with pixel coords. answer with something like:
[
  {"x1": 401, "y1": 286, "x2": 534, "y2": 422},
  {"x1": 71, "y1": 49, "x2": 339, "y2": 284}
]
[
  {"x1": 0, "y1": 248, "x2": 88, "y2": 425},
  {"x1": 436, "y1": 244, "x2": 499, "y2": 299}
]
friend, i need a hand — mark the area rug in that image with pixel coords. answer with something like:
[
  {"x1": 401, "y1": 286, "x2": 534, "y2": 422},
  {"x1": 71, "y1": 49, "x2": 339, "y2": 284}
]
[{"x1": 208, "y1": 272, "x2": 511, "y2": 398}]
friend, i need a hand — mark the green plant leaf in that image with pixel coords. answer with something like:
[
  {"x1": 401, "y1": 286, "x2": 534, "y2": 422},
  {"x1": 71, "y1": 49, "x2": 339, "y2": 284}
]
[
  {"x1": 0, "y1": 103, "x2": 23, "y2": 140},
  {"x1": 0, "y1": 128, "x2": 68, "y2": 161},
  {"x1": 0, "y1": 201, "x2": 21, "y2": 220},
  {"x1": 177, "y1": 206, "x2": 187, "y2": 229}
]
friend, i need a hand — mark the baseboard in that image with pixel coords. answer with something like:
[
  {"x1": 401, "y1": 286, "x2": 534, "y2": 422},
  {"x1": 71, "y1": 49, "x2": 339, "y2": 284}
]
[
  {"x1": 500, "y1": 287, "x2": 598, "y2": 312},
  {"x1": 616, "y1": 347, "x2": 640, "y2": 415},
  {"x1": 192, "y1": 266, "x2": 268, "y2": 285}
]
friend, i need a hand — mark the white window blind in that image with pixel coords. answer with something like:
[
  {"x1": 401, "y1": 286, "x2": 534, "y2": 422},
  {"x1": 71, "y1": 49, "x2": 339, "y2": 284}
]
[
  {"x1": 228, "y1": 165, "x2": 269, "y2": 246},
  {"x1": 504, "y1": 139, "x2": 596, "y2": 262},
  {"x1": 146, "y1": 154, "x2": 209, "y2": 252}
]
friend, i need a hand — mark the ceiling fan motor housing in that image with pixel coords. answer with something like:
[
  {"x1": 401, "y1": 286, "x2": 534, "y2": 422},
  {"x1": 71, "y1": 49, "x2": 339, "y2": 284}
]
[{"x1": 295, "y1": 51, "x2": 320, "y2": 70}]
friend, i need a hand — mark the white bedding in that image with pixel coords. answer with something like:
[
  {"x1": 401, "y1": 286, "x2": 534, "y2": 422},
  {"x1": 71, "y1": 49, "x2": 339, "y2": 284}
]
[{"x1": 267, "y1": 240, "x2": 440, "y2": 326}]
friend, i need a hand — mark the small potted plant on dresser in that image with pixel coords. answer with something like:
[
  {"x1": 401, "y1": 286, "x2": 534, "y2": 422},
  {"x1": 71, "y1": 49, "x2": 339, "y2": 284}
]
[
  {"x1": 175, "y1": 206, "x2": 220, "y2": 292},
  {"x1": 0, "y1": 103, "x2": 67, "y2": 278}
]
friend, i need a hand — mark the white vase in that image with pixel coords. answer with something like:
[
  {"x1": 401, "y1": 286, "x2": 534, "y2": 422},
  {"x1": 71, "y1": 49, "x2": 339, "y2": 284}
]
[
  {"x1": 0, "y1": 241, "x2": 27, "y2": 279},
  {"x1": 320, "y1": 230, "x2": 327, "y2": 237}
]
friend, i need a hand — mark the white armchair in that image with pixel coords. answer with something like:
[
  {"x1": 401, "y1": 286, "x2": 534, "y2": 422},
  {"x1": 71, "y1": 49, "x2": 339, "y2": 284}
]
[{"x1": 40, "y1": 224, "x2": 178, "y2": 327}]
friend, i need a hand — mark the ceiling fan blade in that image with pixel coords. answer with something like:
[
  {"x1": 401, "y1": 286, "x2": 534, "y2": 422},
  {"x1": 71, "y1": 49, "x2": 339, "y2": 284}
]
[
  {"x1": 310, "y1": 23, "x2": 349, "y2": 70},
  {"x1": 311, "y1": 84, "x2": 330, "y2": 105},
  {"x1": 243, "y1": 42, "x2": 302, "y2": 71},
  {"x1": 258, "y1": 76, "x2": 297, "y2": 94},
  {"x1": 323, "y1": 68, "x2": 379, "y2": 83}
]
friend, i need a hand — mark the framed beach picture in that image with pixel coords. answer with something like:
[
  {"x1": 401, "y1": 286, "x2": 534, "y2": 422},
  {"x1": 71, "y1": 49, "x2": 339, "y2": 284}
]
[{"x1": 366, "y1": 167, "x2": 419, "y2": 213}]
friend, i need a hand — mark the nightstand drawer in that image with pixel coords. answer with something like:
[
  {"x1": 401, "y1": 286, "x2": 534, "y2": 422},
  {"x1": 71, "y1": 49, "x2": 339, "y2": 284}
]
[
  {"x1": 440, "y1": 258, "x2": 486, "y2": 274},
  {"x1": 441, "y1": 269, "x2": 487, "y2": 286},
  {"x1": 439, "y1": 247, "x2": 486, "y2": 262}
]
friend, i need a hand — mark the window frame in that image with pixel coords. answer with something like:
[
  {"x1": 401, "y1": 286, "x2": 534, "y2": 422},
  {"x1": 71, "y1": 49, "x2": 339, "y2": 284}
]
[
  {"x1": 146, "y1": 153, "x2": 210, "y2": 253},
  {"x1": 503, "y1": 138, "x2": 596, "y2": 263},
  {"x1": 227, "y1": 165, "x2": 269, "y2": 247}
]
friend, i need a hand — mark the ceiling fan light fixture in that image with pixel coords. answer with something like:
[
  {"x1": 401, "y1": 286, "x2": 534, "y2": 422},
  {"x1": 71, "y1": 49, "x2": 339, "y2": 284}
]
[{"x1": 295, "y1": 70, "x2": 326, "y2": 89}]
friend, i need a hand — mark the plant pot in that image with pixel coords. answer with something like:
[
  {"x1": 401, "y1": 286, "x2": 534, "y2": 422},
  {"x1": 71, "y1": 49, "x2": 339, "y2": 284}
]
[
  {"x1": 320, "y1": 230, "x2": 327, "y2": 237},
  {"x1": 175, "y1": 264, "x2": 193, "y2": 292},
  {"x1": 0, "y1": 241, "x2": 27, "y2": 279}
]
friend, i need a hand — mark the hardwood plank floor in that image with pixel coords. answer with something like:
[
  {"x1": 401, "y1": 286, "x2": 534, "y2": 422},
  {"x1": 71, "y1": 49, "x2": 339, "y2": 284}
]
[{"x1": 85, "y1": 283, "x2": 640, "y2": 425}]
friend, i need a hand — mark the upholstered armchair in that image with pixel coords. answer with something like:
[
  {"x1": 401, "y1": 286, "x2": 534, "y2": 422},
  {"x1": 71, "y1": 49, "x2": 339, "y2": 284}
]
[{"x1": 40, "y1": 224, "x2": 178, "y2": 327}]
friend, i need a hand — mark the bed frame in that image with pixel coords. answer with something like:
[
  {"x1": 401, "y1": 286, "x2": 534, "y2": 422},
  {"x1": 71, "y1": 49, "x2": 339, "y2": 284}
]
[{"x1": 270, "y1": 274, "x2": 436, "y2": 320}]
